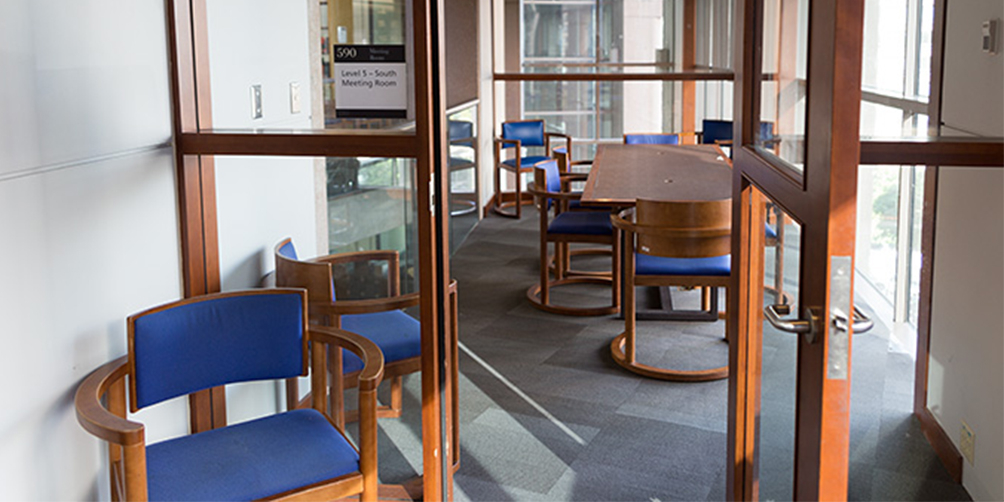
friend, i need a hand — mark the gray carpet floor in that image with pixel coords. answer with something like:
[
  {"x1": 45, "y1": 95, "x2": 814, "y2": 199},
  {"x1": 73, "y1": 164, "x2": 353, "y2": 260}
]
[{"x1": 368, "y1": 211, "x2": 971, "y2": 501}]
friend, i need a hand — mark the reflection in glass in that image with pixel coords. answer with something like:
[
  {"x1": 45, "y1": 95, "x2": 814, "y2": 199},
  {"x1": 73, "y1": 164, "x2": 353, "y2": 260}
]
[
  {"x1": 447, "y1": 104, "x2": 480, "y2": 254},
  {"x1": 758, "y1": 0, "x2": 809, "y2": 171},
  {"x1": 760, "y1": 195, "x2": 800, "y2": 501},
  {"x1": 203, "y1": 0, "x2": 415, "y2": 132},
  {"x1": 327, "y1": 156, "x2": 419, "y2": 294}
]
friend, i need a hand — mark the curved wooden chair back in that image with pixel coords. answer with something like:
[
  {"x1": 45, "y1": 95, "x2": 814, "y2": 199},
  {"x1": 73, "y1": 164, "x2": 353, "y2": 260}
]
[
  {"x1": 275, "y1": 238, "x2": 335, "y2": 303},
  {"x1": 634, "y1": 198, "x2": 732, "y2": 259}
]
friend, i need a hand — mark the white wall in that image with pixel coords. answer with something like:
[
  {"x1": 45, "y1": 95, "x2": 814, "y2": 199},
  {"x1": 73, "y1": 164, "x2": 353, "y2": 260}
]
[
  {"x1": 205, "y1": 0, "x2": 321, "y2": 423},
  {"x1": 927, "y1": 1, "x2": 1004, "y2": 500},
  {"x1": 0, "y1": 0, "x2": 184, "y2": 499}
]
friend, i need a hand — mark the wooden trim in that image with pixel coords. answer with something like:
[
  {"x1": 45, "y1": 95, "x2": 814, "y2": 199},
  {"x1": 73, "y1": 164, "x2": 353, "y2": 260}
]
[
  {"x1": 728, "y1": 0, "x2": 757, "y2": 497},
  {"x1": 916, "y1": 406, "x2": 964, "y2": 482},
  {"x1": 681, "y1": 0, "x2": 697, "y2": 133},
  {"x1": 180, "y1": 132, "x2": 421, "y2": 158},
  {"x1": 492, "y1": 71, "x2": 734, "y2": 82},
  {"x1": 912, "y1": 165, "x2": 956, "y2": 468},
  {"x1": 414, "y1": 0, "x2": 453, "y2": 496},
  {"x1": 860, "y1": 140, "x2": 1004, "y2": 167},
  {"x1": 927, "y1": 0, "x2": 947, "y2": 135}
]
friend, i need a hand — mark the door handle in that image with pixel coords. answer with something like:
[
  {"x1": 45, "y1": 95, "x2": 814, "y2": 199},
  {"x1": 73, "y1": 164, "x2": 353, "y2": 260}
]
[
  {"x1": 764, "y1": 304, "x2": 810, "y2": 334},
  {"x1": 832, "y1": 306, "x2": 874, "y2": 334},
  {"x1": 764, "y1": 304, "x2": 823, "y2": 344}
]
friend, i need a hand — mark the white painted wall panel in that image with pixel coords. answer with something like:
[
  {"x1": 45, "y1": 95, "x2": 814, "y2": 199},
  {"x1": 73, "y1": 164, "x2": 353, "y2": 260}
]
[
  {"x1": 0, "y1": 150, "x2": 184, "y2": 500},
  {"x1": 0, "y1": 0, "x2": 171, "y2": 175},
  {"x1": 928, "y1": 167, "x2": 1004, "y2": 502},
  {"x1": 941, "y1": 0, "x2": 1004, "y2": 137},
  {"x1": 927, "y1": 2, "x2": 1004, "y2": 500}
]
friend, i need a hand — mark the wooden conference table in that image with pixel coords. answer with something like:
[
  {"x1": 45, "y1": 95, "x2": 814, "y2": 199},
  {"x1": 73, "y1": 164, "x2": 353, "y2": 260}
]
[
  {"x1": 580, "y1": 143, "x2": 732, "y2": 207},
  {"x1": 580, "y1": 143, "x2": 732, "y2": 321}
]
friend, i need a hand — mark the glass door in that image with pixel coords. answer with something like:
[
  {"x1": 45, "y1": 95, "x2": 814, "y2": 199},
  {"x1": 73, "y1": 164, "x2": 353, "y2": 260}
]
[
  {"x1": 728, "y1": 0, "x2": 867, "y2": 499},
  {"x1": 165, "y1": 0, "x2": 457, "y2": 499}
]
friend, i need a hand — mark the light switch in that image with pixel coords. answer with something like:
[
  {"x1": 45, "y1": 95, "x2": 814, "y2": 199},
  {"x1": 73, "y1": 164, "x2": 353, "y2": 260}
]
[
  {"x1": 290, "y1": 82, "x2": 301, "y2": 114},
  {"x1": 250, "y1": 84, "x2": 263, "y2": 119},
  {"x1": 983, "y1": 19, "x2": 998, "y2": 55}
]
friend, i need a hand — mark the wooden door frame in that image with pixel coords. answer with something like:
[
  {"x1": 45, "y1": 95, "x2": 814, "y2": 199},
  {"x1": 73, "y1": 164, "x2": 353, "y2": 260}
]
[
  {"x1": 164, "y1": 0, "x2": 456, "y2": 498},
  {"x1": 728, "y1": 0, "x2": 866, "y2": 500}
]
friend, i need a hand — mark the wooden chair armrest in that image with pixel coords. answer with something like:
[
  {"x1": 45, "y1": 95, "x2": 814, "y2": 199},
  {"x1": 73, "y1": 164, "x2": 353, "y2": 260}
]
[
  {"x1": 313, "y1": 250, "x2": 399, "y2": 266},
  {"x1": 495, "y1": 138, "x2": 520, "y2": 148},
  {"x1": 308, "y1": 326, "x2": 385, "y2": 392},
  {"x1": 450, "y1": 136, "x2": 477, "y2": 144},
  {"x1": 545, "y1": 132, "x2": 571, "y2": 141},
  {"x1": 75, "y1": 356, "x2": 144, "y2": 446},
  {"x1": 310, "y1": 292, "x2": 421, "y2": 317},
  {"x1": 526, "y1": 185, "x2": 583, "y2": 202},
  {"x1": 611, "y1": 209, "x2": 637, "y2": 233},
  {"x1": 559, "y1": 172, "x2": 589, "y2": 182}
]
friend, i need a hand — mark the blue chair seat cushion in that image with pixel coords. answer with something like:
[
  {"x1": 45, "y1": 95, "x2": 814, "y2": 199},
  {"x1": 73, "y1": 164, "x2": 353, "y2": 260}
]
[
  {"x1": 635, "y1": 253, "x2": 731, "y2": 276},
  {"x1": 340, "y1": 310, "x2": 421, "y2": 374},
  {"x1": 146, "y1": 409, "x2": 359, "y2": 501},
  {"x1": 501, "y1": 155, "x2": 551, "y2": 170},
  {"x1": 549, "y1": 211, "x2": 613, "y2": 236}
]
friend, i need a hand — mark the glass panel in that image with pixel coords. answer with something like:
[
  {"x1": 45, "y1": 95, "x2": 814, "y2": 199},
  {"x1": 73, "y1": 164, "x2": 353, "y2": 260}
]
[
  {"x1": 204, "y1": 0, "x2": 415, "y2": 132},
  {"x1": 523, "y1": 1, "x2": 596, "y2": 61},
  {"x1": 906, "y1": 165, "x2": 924, "y2": 326},
  {"x1": 211, "y1": 154, "x2": 422, "y2": 469},
  {"x1": 326, "y1": 156, "x2": 420, "y2": 294},
  {"x1": 855, "y1": 165, "x2": 900, "y2": 303},
  {"x1": 211, "y1": 154, "x2": 419, "y2": 294},
  {"x1": 447, "y1": 105, "x2": 479, "y2": 254},
  {"x1": 757, "y1": 0, "x2": 809, "y2": 171},
  {"x1": 517, "y1": 0, "x2": 732, "y2": 72},
  {"x1": 759, "y1": 194, "x2": 800, "y2": 501}
]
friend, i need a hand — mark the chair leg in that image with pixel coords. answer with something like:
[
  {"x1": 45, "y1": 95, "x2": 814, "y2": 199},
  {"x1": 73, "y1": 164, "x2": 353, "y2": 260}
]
[
  {"x1": 328, "y1": 346, "x2": 346, "y2": 430},
  {"x1": 515, "y1": 170, "x2": 522, "y2": 219},
  {"x1": 625, "y1": 251, "x2": 636, "y2": 364},
  {"x1": 389, "y1": 375, "x2": 403, "y2": 415}
]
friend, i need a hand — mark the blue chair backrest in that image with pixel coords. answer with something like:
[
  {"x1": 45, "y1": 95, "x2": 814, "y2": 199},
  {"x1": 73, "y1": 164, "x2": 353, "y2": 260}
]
[
  {"x1": 130, "y1": 290, "x2": 307, "y2": 410},
  {"x1": 449, "y1": 120, "x2": 474, "y2": 148},
  {"x1": 702, "y1": 120, "x2": 733, "y2": 145},
  {"x1": 701, "y1": 120, "x2": 775, "y2": 144},
  {"x1": 624, "y1": 133, "x2": 679, "y2": 145},
  {"x1": 502, "y1": 120, "x2": 546, "y2": 148},
  {"x1": 534, "y1": 159, "x2": 561, "y2": 209},
  {"x1": 277, "y1": 239, "x2": 298, "y2": 260}
]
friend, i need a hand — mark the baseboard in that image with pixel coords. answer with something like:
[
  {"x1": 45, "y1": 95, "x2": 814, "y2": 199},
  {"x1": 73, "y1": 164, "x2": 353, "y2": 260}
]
[{"x1": 916, "y1": 406, "x2": 964, "y2": 483}]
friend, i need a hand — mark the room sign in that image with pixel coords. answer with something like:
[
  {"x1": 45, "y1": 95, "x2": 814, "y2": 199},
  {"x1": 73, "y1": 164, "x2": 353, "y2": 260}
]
[{"x1": 333, "y1": 45, "x2": 407, "y2": 119}]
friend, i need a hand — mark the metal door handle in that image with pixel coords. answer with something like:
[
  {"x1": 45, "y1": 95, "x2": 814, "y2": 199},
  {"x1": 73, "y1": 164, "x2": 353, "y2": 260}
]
[
  {"x1": 764, "y1": 304, "x2": 810, "y2": 334},
  {"x1": 832, "y1": 306, "x2": 874, "y2": 334},
  {"x1": 765, "y1": 304, "x2": 823, "y2": 344}
]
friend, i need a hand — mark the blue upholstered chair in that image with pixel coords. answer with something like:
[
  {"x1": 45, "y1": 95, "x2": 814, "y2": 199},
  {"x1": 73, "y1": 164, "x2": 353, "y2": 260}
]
[
  {"x1": 526, "y1": 159, "x2": 620, "y2": 316},
  {"x1": 493, "y1": 119, "x2": 570, "y2": 219},
  {"x1": 623, "y1": 133, "x2": 680, "y2": 145},
  {"x1": 701, "y1": 119, "x2": 787, "y2": 303},
  {"x1": 274, "y1": 238, "x2": 421, "y2": 425},
  {"x1": 700, "y1": 119, "x2": 776, "y2": 155},
  {"x1": 74, "y1": 289, "x2": 383, "y2": 501},
  {"x1": 610, "y1": 198, "x2": 731, "y2": 381}
]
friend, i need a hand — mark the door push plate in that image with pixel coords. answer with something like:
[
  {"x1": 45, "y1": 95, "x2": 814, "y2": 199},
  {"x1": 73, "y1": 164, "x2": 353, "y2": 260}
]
[{"x1": 828, "y1": 256, "x2": 852, "y2": 380}]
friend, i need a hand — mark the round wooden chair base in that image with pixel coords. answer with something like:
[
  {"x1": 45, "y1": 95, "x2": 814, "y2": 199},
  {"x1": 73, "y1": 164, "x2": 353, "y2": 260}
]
[
  {"x1": 526, "y1": 276, "x2": 620, "y2": 316},
  {"x1": 609, "y1": 332, "x2": 728, "y2": 382},
  {"x1": 548, "y1": 248, "x2": 614, "y2": 278},
  {"x1": 491, "y1": 194, "x2": 534, "y2": 218}
]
